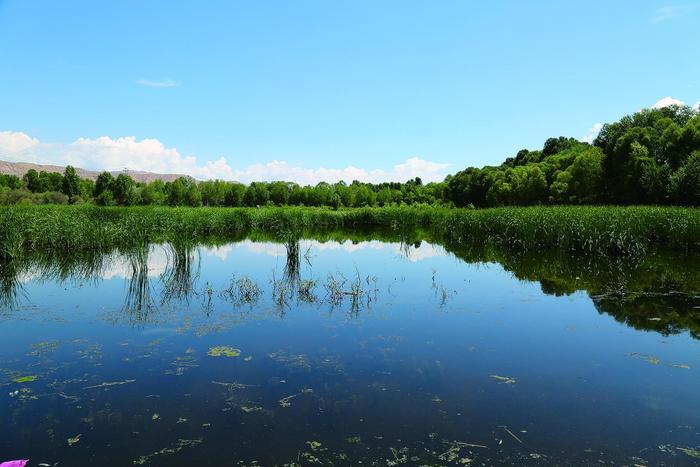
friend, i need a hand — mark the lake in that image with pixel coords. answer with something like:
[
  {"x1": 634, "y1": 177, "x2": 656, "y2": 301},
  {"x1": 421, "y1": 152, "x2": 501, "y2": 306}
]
[{"x1": 1, "y1": 235, "x2": 700, "y2": 465}]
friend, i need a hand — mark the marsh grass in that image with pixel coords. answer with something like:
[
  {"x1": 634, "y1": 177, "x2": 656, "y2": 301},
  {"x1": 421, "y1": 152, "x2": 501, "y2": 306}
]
[
  {"x1": 2, "y1": 205, "x2": 700, "y2": 258},
  {"x1": 223, "y1": 275, "x2": 262, "y2": 306},
  {"x1": 297, "y1": 279, "x2": 317, "y2": 303},
  {"x1": 122, "y1": 246, "x2": 155, "y2": 322},
  {"x1": 160, "y1": 242, "x2": 200, "y2": 305},
  {"x1": 323, "y1": 271, "x2": 378, "y2": 312}
]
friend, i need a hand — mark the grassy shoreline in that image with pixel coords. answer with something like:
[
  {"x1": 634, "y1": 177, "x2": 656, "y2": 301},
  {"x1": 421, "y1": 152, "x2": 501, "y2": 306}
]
[{"x1": 2, "y1": 205, "x2": 699, "y2": 258}]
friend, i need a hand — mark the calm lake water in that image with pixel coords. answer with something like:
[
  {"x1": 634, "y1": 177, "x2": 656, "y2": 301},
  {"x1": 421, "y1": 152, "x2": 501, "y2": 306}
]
[{"x1": 1, "y1": 236, "x2": 700, "y2": 466}]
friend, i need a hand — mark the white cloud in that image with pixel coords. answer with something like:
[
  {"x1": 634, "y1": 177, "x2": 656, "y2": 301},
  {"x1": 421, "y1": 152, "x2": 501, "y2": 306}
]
[
  {"x1": 580, "y1": 123, "x2": 603, "y2": 144},
  {"x1": 239, "y1": 239, "x2": 447, "y2": 262},
  {"x1": 137, "y1": 78, "x2": 179, "y2": 88},
  {"x1": 693, "y1": 101, "x2": 700, "y2": 111},
  {"x1": 0, "y1": 131, "x2": 449, "y2": 184},
  {"x1": 203, "y1": 245, "x2": 234, "y2": 261},
  {"x1": 651, "y1": 96, "x2": 685, "y2": 109},
  {"x1": 228, "y1": 157, "x2": 449, "y2": 184},
  {"x1": 0, "y1": 131, "x2": 39, "y2": 157},
  {"x1": 652, "y1": 6, "x2": 689, "y2": 23}
]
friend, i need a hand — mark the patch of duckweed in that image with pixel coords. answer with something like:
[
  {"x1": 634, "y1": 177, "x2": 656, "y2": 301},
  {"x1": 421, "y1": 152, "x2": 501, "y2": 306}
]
[{"x1": 208, "y1": 346, "x2": 241, "y2": 358}]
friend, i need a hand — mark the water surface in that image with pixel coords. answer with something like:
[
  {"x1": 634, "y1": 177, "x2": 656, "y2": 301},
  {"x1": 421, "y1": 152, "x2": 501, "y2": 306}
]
[{"x1": 1, "y1": 237, "x2": 700, "y2": 465}]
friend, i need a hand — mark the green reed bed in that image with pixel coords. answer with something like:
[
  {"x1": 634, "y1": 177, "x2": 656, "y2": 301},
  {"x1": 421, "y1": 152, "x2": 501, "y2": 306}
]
[{"x1": 1, "y1": 205, "x2": 699, "y2": 258}]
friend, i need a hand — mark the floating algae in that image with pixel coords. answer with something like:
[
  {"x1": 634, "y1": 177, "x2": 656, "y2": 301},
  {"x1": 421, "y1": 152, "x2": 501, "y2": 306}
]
[
  {"x1": 241, "y1": 405, "x2": 263, "y2": 413},
  {"x1": 211, "y1": 380, "x2": 252, "y2": 390},
  {"x1": 28, "y1": 340, "x2": 60, "y2": 356},
  {"x1": 306, "y1": 440, "x2": 323, "y2": 451},
  {"x1": 9, "y1": 387, "x2": 37, "y2": 401},
  {"x1": 678, "y1": 447, "x2": 700, "y2": 459},
  {"x1": 629, "y1": 353, "x2": 660, "y2": 365},
  {"x1": 13, "y1": 375, "x2": 38, "y2": 383},
  {"x1": 133, "y1": 438, "x2": 203, "y2": 465},
  {"x1": 490, "y1": 375, "x2": 517, "y2": 384},
  {"x1": 207, "y1": 346, "x2": 241, "y2": 358},
  {"x1": 84, "y1": 379, "x2": 136, "y2": 389},
  {"x1": 165, "y1": 355, "x2": 198, "y2": 375},
  {"x1": 278, "y1": 388, "x2": 314, "y2": 408}
]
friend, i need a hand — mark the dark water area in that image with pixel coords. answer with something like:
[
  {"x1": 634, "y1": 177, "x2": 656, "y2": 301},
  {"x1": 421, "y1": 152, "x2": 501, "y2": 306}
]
[{"x1": 1, "y1": 235, "x2": 700, "y2": 466}]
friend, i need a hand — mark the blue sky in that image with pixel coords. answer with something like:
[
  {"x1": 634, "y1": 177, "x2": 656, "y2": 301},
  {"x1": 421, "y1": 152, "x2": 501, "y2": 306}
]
[{"x1": 0, "y1": 0, "x2": 698, "y2": 183}]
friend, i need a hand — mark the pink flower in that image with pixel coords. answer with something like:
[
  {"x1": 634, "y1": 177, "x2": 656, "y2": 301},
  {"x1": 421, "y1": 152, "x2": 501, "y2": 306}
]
[{"x1": 0, "y1": 461, "x2": 29, "y2": 467}]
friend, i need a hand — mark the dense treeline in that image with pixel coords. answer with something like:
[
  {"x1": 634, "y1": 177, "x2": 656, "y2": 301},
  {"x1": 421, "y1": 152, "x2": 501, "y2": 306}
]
[
  {"x1": 0, "y1": 167, "x2": 446, "y2": 208},
  {"x1": 446, "y1": 104, "x2": 700, "y2": 206},
  {"x1": 1, "y1": 104, "x2": 699, "y2": 208}
]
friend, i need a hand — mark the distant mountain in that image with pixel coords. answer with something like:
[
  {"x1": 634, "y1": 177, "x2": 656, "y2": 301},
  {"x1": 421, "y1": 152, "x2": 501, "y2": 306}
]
[{"x1": 0, "y1": 160, "x2": 191, "y2": 183}]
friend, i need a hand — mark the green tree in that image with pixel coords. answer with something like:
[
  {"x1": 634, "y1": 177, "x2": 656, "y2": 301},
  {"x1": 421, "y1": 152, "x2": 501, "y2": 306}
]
[
  {"x1": 94, "y1": 172, "x2": 114, "y2": 198},
  {"x1": 140, "y1": 180, "x2": 166, "y2": 205},
  {"x1": 112, "y1": 174, "x2": 137, "y2": 205},
  {"x1": 670, "y1": 151, "x2": 700, "y2": 205},
  {"x1": 23, "y1": 169, "x2": 42, "y2": 192},
  {"x1": 62, "y1": 166, "x2": 80, "y2": 203},
  {"x1": 224, "y1": 183, "x2": 246, "y2": 206}
]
